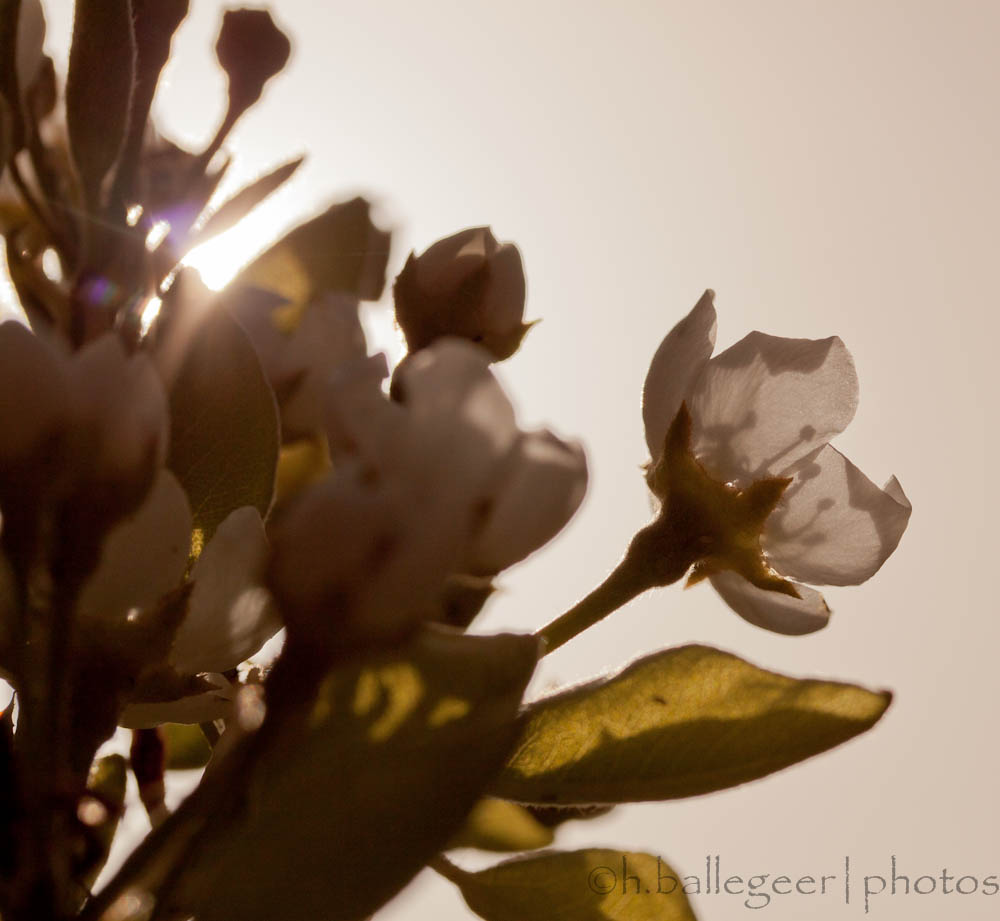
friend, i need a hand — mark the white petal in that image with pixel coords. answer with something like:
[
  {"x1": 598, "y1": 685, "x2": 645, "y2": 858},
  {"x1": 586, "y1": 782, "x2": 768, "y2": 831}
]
[
  {"x1": 466, "y1": 431, "x2": 588, "y2": 574},
  {"x1": 397, "y1": 338, "x2": 519, "y2": 451},
  {"x1": 280, "y1": 295, "x2": 367, "y2": 437},
  {"x1": 171, "y1": 507, "x2": 279, "y2": 674},
  {"x1": 69, "y1": 334, "x2": 168, "y2": 478},
  {"x1": 0, "y1": 320, "x2": 68, "y2": 466},
  {"x1": 688, "y1": 332, "x2": 858, "y2": 483},
  {"x1": 709, "y1": 571, "x2": 831, "y2": 635},
  {"x1": 882, "y1": 475, "x2": 911, "y2": 510},
  {"x1": 76, "y1": 470, "x2": 192, "y2": 622},
  {"x1": 642, "y1": 290, "x2": 717, "y2": 461},
  {"x1": 762, "y1": 446, "x2": 911, "y2": 586},
  {"x1": 119, "y1": 674, "x2": 234, "y2": 728},
  {"x1": 267, "y1": 467, "x2": 398, "y2": 616},
  {"x1": 323, "y1": 352, "x2": 398, "y2": 462}
]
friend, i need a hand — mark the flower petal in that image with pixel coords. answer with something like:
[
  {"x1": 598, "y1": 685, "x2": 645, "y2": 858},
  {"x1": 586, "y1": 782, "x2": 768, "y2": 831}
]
[
  {"x1": 323, "y1": 351, "x2": 395, "y2": 463},
  {"x1": 76, "y1": 469, "x2": 192, "y2": 622},
  {"x1": 642, "y1": 290, "x2": 717, "y2": 461},
  {"x1": 414, "y1": 226, "x2": 492, "y2": 292},
  {"x1": 709, "y1": 570, "x2": 831, "y2": 635},
  {"x1": 0, "y1": 320, "x2": 68, "y2": 468},
  {"x1": 266, "y1": 466, "x2": 401, "y2": 621},
  {"x1": 171, "y1": 506, "x2": 279, "y2": 674},
  {"x1": 882, "y1": 475, "x2": 911, "y2": 510},
  {"x1": 481, "y1": 242, "x2": 527, "y2": 333},
  {"x1": 688, "y1": 332, "x2": 858, "y2": 483},
  {"x1": 396, "y1": 338, "x2": 519, "y2": 453},
  {"x1": 762, "y1": 445, "x2": 911, "y2": 586},
  {"x1": 279, "y1": 294, "x2": 367, "y2": 438},
  {"x1": 465, "y1": 431, "x2": 588, "y2": 574},
  {"x1": 68, "y1": 333, "x2": 169, "y2": 480}
]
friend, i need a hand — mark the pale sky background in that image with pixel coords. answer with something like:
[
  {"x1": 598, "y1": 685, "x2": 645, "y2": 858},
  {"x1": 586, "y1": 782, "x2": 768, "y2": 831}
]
[{"x1": 22, "y1": 2, "x2": 1000, "y2": 920}]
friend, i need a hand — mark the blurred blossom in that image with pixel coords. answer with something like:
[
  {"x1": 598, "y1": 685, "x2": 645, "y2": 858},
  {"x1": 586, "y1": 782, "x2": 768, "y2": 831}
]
[
  {"x1": 170, "y1": 506, "x2": 279, "y2": 675},
  {"x1": 269, "y1": 339, "x2": 586, "y2": 643},
  {"x1": 0, "y1": 321, "x2": 166, "y2": 519},
  {"x1": 230, "y1": 286, "x2": 367, "y2": 440},
  {"x1": 641, "y1": 291, "x2": 911, "y2": 634},
  {"x1": 393, "y1": 227, "x2": 532, "y2": 360},
  {"x1": 75, "y1": 470, "x2": 192, "y2": 626},
  {"x1": 0, "y1": 321, "x2": 277, "y2": 722}
]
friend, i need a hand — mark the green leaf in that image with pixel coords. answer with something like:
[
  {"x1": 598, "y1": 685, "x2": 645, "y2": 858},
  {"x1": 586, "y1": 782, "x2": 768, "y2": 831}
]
[
  {"x1": 193, "y1": 156, "x2": 303, "y2": 243},
  {"x1": 492, "y1": 644, "x2": 891, "y2": 804},
  {"x1": 449, "y1": 798, "x2": 554, "y2": 853},
  {"x1": 0, "y1": 0, "x2": 46, "y2": 153},
  {"x1": 0, "y1": 2, "x2": 20, "y2": 134},
  {"x1": 79, "y1": 754, "x2": 128, "y2": 889},
  {"x1": 228, "y1": 196, "x2": 390, "y2": 304},
  {"x1": 525, "y1": 803, "x2": 614, "y2": 829},
  {"x1": 181, "y1": 628, "x2": 540, "y2": 921},
  {"x1": 162, "y1": 722, "x2": 212, "y2": 771},
  {"x1": 167, "y1": 306, "x2": 279, "y2": 548},
  {"x1": 439, "y1": 849, "x2": 696, "y2": 921},
  {"x1": 112, "y1": 0, "x2": 189, "y2": 207},
  {"x1": 66, "y1": 0, "x2": 136, "y2": 208}
]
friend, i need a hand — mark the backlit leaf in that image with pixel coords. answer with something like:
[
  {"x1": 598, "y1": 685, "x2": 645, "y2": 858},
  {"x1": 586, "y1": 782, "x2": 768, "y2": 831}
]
[
  {"x1": 194, "y1": 156, "x2": 303, "y2": 244},
  {"x1": 229, "y1": 196, "x2": 390, "y2": 305},
  {"x1": 112, "y1": 0, "x2": 189, "y2": 206},
  {"x1": 449, "y1": 798, "x2": 554, "y2": 853},
  {"x1": 79, "y1": 754, "x2": 128, "y2": 889},
  {"x1": 0, "y1": 0, "x2": 47, "y2": 152},
  {"x1": 162, "y1": 722, "x2": 212, "y2": 771},
  {"x1": 182, "y1": 628, "x2": 540, "y2": 921},
  {"x1": 492, "y1": 644, "x2": 891, "y2": 804},
  {"x1": 66, "y1": 0, "x2": 135, "y2": 208},
  {"x1": 167, "y1": 306, "x2": 279, "y2": 546},
  {"x1": 440, "y1": 849, "x2": 696, "y2": 921}
]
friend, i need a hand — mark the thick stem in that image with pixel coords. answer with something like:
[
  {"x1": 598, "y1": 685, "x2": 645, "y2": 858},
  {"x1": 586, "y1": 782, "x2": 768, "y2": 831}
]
[{"x1": 429, "y1": 854, "x2": 467, "y2": 885}]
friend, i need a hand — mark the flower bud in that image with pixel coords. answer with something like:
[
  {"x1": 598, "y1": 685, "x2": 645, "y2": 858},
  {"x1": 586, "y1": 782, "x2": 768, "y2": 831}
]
[
  {"x1": 0, "y1": 320, "x2": 69, "y2": 476},
  {"x1": 393, "y1": 227, "x2": 531, "y2": 361},
  {"x1": 215, "y1": 9, "x2": 290, "y2": 112},
  {"x1": 65, "y1": 334, "x2": 169, "y2": 521}
]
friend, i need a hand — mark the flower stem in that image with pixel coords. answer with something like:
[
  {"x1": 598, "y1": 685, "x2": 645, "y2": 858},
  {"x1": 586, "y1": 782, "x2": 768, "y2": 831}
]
[
  {"x1": 535, "y1": 554, "x2": 648, "y2": 656},
  {"x1": 429, "y1": 854, "x2": 467, "y2": 885}
]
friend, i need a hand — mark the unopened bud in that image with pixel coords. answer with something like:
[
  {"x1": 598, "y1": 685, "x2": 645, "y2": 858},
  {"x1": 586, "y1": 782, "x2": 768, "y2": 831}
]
[
  {"x1": 215, "y1": 9, "x2": 291, "y2": 111},
  {"x1": 393, "y1": 227, "x2": 531, "y2": 361}
]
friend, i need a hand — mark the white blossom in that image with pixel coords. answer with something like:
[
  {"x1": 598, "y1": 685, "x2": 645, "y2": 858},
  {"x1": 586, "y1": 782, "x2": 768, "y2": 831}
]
[
  {"x1": 231, "y1": 286, "x2": 367, "y2": 438},
  {"x1": 269, "y1": 339, "x2": 586, "y2": 641},
  {"x1": 642, "y1": 291, "x2": 911, "y2": 634}
]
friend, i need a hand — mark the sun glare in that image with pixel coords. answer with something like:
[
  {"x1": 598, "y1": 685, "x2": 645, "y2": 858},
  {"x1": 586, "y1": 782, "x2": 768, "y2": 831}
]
[{"x1": 182, "y1": 212, "x2": 275, "y2": 291}]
